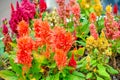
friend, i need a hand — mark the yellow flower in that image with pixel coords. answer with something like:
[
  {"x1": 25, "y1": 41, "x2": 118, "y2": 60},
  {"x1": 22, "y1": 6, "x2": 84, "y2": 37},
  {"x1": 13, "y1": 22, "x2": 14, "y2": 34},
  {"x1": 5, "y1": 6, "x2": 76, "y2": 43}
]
[
  {"x1": 31, "y1": 78, "x2": 36, "y2": 80},
  {"x1": 105, "y1": 48, "x2": 112, "y2": 56},
  {"x1": 106, "y1": 5, "x2": 112, "y2": 13},
  {"x1": 94, "y1": 4, "x2": 103, "y2": 16},
  {"x1": 86, "y1": 55, "x2": 91, "y2": 62},
  {"x1": 94, "y1": 0, "x2": 100, "y2": 4}
]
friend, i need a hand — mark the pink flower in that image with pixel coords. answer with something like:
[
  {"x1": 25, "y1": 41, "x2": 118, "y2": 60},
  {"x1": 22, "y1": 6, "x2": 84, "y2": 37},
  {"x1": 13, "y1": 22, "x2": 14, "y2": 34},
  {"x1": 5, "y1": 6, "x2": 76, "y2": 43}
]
[
  {"x1": 72, "y1": 3, "x2": 80, "y2": 19},
  {"x1": 89, "y1": 23, "x2": 98, "y2": 39},
  {"x1": 39, "y1": 0, "x2": 47, "y2": 12}
]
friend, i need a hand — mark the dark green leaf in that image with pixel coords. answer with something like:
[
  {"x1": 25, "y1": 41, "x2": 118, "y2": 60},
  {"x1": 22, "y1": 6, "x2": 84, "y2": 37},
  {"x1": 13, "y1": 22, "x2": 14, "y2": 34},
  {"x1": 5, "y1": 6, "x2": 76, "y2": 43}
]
[{"x1": 86, "y1": 72, "x2": 93, "y2": 79}]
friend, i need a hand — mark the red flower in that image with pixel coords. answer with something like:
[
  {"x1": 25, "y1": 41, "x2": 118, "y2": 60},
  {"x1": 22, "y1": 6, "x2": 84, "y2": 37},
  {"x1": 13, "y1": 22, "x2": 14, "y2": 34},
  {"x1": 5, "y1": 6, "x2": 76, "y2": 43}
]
[
  {"x1": 89, "y1": 23, "x2": 98, "y2": 39},
  {"x1": 17, "y1": 20, "x2": 29, "y2": 37},
  {"x1": 17, "y1": 36, "x2": 34, "y2": 52},
  {"x1": 113, "y1": 4, "x2": 118, "y2": 15},
  {"x1": 16, "y1": 50, "x2": 32, "y2": 67},
  {"x1": 39, "y1": 0, "x2": 47, "y2": 12},
  {"x1": 54, "y1": 49, "x2": 67, "y2": 70},
  {"x1": 89, "y1": 12, "x2": 97, "y2": 23},
  {"x1": 68, "y1": 54, "x2": 77, "y2": 68},
  {"x1": 34, "y1": 19, "x2": 51, "y2": 46},
  {"x1": 51, "y1": 26, "x2": 74, "y2": 53}
]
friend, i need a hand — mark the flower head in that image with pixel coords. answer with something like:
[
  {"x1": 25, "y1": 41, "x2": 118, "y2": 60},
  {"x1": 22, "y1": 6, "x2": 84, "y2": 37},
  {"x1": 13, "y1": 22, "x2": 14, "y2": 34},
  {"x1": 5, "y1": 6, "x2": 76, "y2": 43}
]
[
  {"x1": 89, "y1": 23, "x2": 98, "y2": 39},
  {"x1": 54, "y1": 49, "x2": 67, "y2": 70},
  {"x1": 113, "y1": 4, "x2": 118, "y2": 15},
  {"x1": 106, "y1": 5, "x2": 112, "y2": 13},
  {"x1": 39, "y1": 0, "x2": 47, "y2": 12},
  {"x1": 68, "y1": 54, "x2": 77, "y2": 68},
  {"x1": 72, "y1": 4, "x2": 80, "y2": 19},
  {"x1": 18, "y1": 20, "x2": 29, "y2": 37},
  {"x1": 16, "y1": 50, "x2": 32, "y2": 67},
  {"x1": 34, "y1": 19, "x2": 51, "y2": 46},
  {"x1": 89, "y1": 12, "x2": 97, "y2": 23},
  {"x1": 51, "y1": 27, "x2": 74, "y2": 53},
  {"x1": 17, "y1": 36, "x2": 34, "y2": 52}
]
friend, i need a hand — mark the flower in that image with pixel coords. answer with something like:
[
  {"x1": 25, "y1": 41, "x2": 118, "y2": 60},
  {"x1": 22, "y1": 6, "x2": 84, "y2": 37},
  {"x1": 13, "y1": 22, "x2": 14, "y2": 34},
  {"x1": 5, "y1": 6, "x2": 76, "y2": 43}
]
[
  {"x1": 89, "y1": 23, "x2": 98, "y2": 39},
  {"x1": 39, "y1": 0, "x2": 47, "y2": 12},
  {"x1": 34, "y1": 19, "x2": 51, "y2": 47},
  {"x1": 113, "y1": 4, "x2": 118, "y2": 15},
  {"x1": 106, "y1": 5, "x2": 112, "y2": 13},
  {"x1": 94, "y1": 4, "x2": 103, "y2": 16},
  {"x1": 17, "y1": 36, "x2": 34, "y2": 52},
  {"x1": 17, "y1": 20, "x2": 29, "y2": 37},
  {"x1": 89, "y1": 12, "x2": 97, "y2": 23},
  {"x1": 51, "y1": 26, "x2": 74, "y2": 53},
  {"x1": 68, "y1": 54, "x2": 77, "y2": 68},
  {"x1": 54, "y1": 49, "x2": 67, "y2": 70},
  {"x1": 9, "y1": 0, "x2": 35, "y2": 36},
  {"x1": 16, "y1": 50, "x2": 32, "y2": 67},
  {"x1": 72, "y1": 4, "x2": 80, "y2": 19}
]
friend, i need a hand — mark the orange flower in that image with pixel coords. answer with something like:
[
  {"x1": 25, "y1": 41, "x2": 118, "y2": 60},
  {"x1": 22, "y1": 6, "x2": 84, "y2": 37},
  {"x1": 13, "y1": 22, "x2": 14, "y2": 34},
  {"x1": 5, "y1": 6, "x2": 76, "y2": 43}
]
[
  {"x1": 16, "y1": 50, "x2": 32, "y2": 67},
  {"x1": 89, "y1": 12, "x2": 97, "y2": 23},
  {"x1": 17, "y1": 20, "x2": 29, "y2": 37},
  {"x1": 54, "y1": 49, "x2": 67, "y2": 70},
  {"x1": 34, "y1": 19, "x2": 51, "y2": 46},
  {"x1": 17, "y1": 36, "x2": 34, "y2": 52},
  {"x1": 51, "y1": 26, "x2": 74, "y2": 53}
]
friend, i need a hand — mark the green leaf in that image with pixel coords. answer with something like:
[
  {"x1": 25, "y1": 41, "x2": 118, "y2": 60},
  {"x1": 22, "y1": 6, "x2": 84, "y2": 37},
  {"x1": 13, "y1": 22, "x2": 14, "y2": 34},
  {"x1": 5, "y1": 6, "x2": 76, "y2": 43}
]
[
  {"x1": 86, "y1": 72, "x2": 93, "y2": 79},
  {"x1": 106, "y1": 65, "x2": 119, "y2": 75},
  {"x1": 54, "y1": 72, "x2": 59, "y2": 80},
  {"x1": 97, "y1": 64, "x2": 111, "y2": 80},
  {"x1": 77, "y1": 47, "x2": 85, "y2": 56},
  {"x1": 0, "y1": 70, "x2": 18, "y2": 80},
  {"x1": 76, "y1": 41, "x2": 86, "y2": 46},
  {"x1": 96, "y1": 75, "x2": 104, "y2": 80},
  {"x1": 72, "y1": 71, "x2": 85, "y2": 78}
]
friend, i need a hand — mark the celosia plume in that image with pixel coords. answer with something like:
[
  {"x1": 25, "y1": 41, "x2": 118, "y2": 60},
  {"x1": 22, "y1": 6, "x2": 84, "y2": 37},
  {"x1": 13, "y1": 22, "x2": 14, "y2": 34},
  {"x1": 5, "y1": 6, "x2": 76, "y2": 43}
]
[
  {"x1": 54, "y1": 49, "x2": 67, "y2": 70},
  {"x1": 113, "y1": 4, "x2": 118, "y2": 15},
  {"x1": 51, "y1": 26, "x2": 74, "y2": 53},
  {"x1": 89, "y1": 12, "x2": 97, "y2": 23},
  {"x1": 89, "y1": 23, "x2": 98, "y2": 39},
  {"x1": 39, "y1": 0, "x2": 47, "y2": 12},
  {"x1": 34, "y1": 19, "x2": 51, "y2": 47},
  {"x1": 17, "y1": 20, "x2": 29, "y2": 37},
  {"x1": 68, "y1": 54, "x2": 77, "y2": 68}
]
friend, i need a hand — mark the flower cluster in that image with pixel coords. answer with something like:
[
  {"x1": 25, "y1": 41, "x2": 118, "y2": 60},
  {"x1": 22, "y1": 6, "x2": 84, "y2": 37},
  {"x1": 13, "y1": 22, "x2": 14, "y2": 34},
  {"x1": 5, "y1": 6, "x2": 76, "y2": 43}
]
[
  {"x1": 104, "y1": 12, "x2": 120, "y2": 40},
  {"x1": 89, "y1": 12, "x2": 97, "y2": 23},
  {"x1": 16, "y1": 20, "x2": 34, "y2": 67},
  {"x1": 34, "y1": 19, "x2": 51, "y2": 47},
  {"x1": 51, "y1": 26, "x2": 74, "y2": 53},
  {"x1": 17, "y1": 20, "x2": 29, "y2": 37},
  {"x1": 86, "y1": 31, "x2": 111, "y2": 56},
  {"x1": 89, "y1": 23, "x2": 98, "y2": 40},
  {"x1": 9, "y1": 0, "x2": 35, "y2": 35},
  {"x1": 39, "y1": 0, "x2": 47, "y2": 12}
]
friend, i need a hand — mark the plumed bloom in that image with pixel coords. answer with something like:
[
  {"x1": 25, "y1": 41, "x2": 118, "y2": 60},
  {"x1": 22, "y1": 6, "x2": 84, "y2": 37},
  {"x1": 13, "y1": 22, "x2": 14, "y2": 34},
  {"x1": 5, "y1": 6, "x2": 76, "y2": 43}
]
[
  {"x1": 68, "y1": 54, "x2": 77, "y2": 68},
  {"x1": 113, "y1": 4, "x2": 118, "y2": 15},
  {"x1": 34, "y1": 19, "x2": 51, "y2": 46},
  {"x1": 16, "y1": 50, "x2": 32, "y2": 67},
  {"x1": 89, "y1": 23, "x2": 98, "y2": 39},
  {"x1": 51, "y1": 26, "x2": 74, "y2": 53},
  {"x1": 17, "y1": 36, "x2": 34, "y2": 52},
  {"x1": 56, "y1": 0, "x2": 65, "y2": 6},
  {"x1": 72, "y1": 4, "x2": 80, "y2": 19},
  {"x1": 9, "y1": 0, "x2": 35, "y2": 36},
  {"x1": 2, "y1": 18, "x2": 8, "y2": 35},
  {"x1": 89, "y1": 12, "x2": 97, "y2": 23},
  {"x1": 18, "y1": 20, "x2": 29, "y2": 37},
  {"x1": 2, "y1": 34, "x2": 12, "y2": 52},
  {"x1": 54, "y1": 49, "x2": 67, "y2": 70},
  {"x1": 39, "y1": 0, "x2": 47, "y2": 12},
  {"x1": 106, "y1": 5, "x2": 112, "y2": 13}
]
